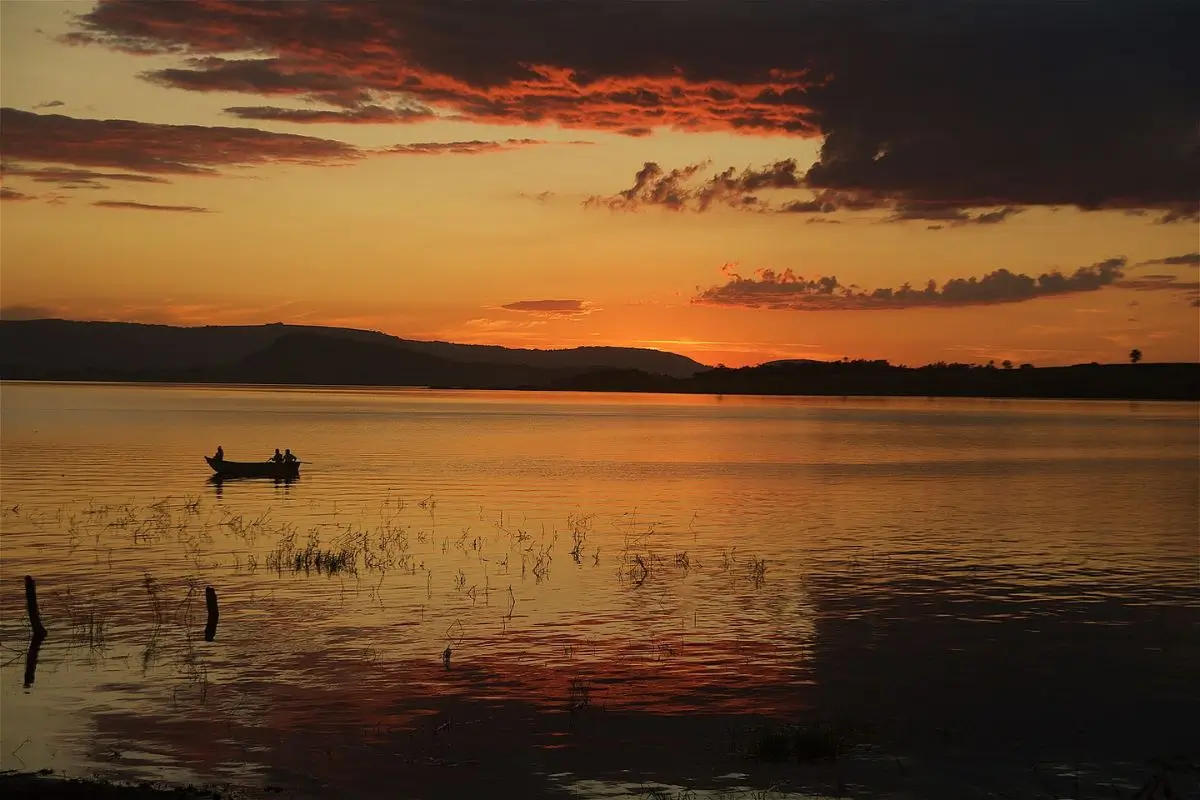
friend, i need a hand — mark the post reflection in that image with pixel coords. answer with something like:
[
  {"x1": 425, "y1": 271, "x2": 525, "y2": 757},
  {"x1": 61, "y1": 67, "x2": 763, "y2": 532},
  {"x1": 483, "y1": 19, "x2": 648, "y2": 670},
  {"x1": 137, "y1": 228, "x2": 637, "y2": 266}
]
[{"x1": 23, "y1": 630, "x2": 45, "y2": 690}]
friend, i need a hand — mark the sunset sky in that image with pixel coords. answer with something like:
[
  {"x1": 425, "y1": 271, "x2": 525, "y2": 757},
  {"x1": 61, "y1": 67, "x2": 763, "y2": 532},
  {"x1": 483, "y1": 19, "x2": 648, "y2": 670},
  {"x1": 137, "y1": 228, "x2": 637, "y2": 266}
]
[{"x1": 1, "y1": 0, "x2": 1196, "y2": 367}]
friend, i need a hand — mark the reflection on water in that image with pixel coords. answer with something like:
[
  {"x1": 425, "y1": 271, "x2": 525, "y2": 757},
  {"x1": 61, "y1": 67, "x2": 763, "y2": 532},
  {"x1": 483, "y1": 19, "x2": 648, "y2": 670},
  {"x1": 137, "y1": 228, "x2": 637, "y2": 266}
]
[
  {"x1": 1, "y1": 383, "x2": 1197, "y2": 799},
  {"x1": 208, "y1": 474, "x2": 298, "y2": 498}
]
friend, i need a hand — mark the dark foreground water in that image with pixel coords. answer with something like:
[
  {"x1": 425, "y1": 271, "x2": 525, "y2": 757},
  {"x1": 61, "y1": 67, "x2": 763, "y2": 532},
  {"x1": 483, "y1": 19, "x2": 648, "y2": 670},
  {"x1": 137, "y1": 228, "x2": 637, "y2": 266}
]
[{"x1": 1, "y1": 383, "x2": 1197, "y2": 799}]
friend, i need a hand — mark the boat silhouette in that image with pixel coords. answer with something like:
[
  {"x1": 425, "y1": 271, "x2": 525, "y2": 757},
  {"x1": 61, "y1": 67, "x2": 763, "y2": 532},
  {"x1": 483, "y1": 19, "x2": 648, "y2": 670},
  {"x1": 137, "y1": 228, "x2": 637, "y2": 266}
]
[{"x1": 205, "y1": 455, "x2": 300, "y2": 480}]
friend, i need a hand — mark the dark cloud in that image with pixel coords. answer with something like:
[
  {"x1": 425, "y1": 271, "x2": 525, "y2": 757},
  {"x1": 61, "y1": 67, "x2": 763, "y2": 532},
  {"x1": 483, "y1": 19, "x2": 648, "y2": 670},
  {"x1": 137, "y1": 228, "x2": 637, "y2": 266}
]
[
  {"x1": 1, "y1": 163, "x2": 171, "y2": 189},
  {"x1": 225, "y1": 104, "x2": 435, "y2": 124},
  {"x1": 585, "y1": 161, "x2": 710, "y2": 211},
  {"x1": 0, "y1": 187, "x2": 35, "y2": 201},
  {"x1": 1114, "y1": 275, "x2": 1200, "y2": 292},
  {"x1": 1137, "y1": 252, "x2": 1200, "y2": 268},
  {"x1": 93, "y1": 200, "x2": 212, "y2": 213},
  {"x1": 383, "y1": 138, "x2": 557, "y2": 156},
  {"x1": 693, "y1": 257, "x2": 1130, "y2": 311},
  {"x1": 586, "y1": 159, "x2": 802, "y2": 212},
  {"x1": 1155, "y1": 207, "x2": 1200, "y2": 225},
  {"x1": 886, "y1": 204, "x2": 1024, "y2": 227},
  {"x1": 0, "y1": 109, "x2": 549, "y2": 189},
  {"x1": 500, "y1": 300, "x2": 590, "y2": 315},
  {"x1": 33, "y1": 100, "x2": 65, "y2": 109},
  {"x1": 63, "y1": 0, "x2": 1198, "y2": 215},
  {"x1": 0, "y1": 304, "x2": 58, "y2": 320},
  {"x1": 588, "y1": 160, "x2": 1025, "y2": 224},
  {"x1": 0, "y1": 108, "x2": 360, "y2": 175}
]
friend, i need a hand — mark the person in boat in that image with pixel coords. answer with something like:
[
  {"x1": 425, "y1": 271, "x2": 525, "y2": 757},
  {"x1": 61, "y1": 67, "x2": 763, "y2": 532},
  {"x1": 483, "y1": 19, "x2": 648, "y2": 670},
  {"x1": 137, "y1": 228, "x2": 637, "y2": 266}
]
[
  {"x1": 271, "y1": 448, "x2": 284, "y2": 463},
  {"x1": 214, "y1": 445, "x2": 224, "y2": 462},
  {"x1": 283, "y1": 449, "x2": 298, "y2": 464}
]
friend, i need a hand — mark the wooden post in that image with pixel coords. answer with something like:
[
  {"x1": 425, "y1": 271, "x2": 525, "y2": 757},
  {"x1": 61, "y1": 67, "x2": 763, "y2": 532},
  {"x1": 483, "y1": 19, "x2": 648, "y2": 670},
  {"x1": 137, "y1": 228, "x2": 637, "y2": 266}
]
[
  {"x1": 24, "y1": 576, "x2": 47, "y2": 639},
  {"x1": 204, "y1": 586, "x2": 219, "y2": 641}
]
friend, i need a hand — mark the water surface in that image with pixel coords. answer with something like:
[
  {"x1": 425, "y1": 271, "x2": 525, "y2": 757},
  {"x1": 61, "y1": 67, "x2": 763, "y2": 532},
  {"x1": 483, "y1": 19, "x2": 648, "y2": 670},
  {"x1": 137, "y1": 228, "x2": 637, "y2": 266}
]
[{"x1": 1, "y1": 383, "x2": 1197, "y2": 798}]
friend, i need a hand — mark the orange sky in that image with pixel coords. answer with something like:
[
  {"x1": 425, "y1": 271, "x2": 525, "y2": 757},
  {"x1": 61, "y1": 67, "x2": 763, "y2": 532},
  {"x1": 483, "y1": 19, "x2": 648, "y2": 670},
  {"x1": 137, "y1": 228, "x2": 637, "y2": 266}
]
[{"x1": 1, "y1": 1, "x2": 1197, "y2": 367}]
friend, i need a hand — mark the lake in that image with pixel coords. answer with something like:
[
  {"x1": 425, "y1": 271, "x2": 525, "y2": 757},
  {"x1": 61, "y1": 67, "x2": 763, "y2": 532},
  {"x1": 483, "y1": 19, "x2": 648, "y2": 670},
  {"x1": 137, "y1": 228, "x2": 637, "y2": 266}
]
[{"x1": 1, "y1": 382, "x2": 1197, "y2": 799}]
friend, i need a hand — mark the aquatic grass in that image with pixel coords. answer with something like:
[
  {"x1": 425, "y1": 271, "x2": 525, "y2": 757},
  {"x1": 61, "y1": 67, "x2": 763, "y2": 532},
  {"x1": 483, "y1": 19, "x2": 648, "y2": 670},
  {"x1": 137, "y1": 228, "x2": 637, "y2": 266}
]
[
  {"x1": 54, "y1": 588, "x2": 110, "y2": 652},
  {"x1": 568, "y1": 512, "x2": 595, "y2": 564},
  {"x1": 266, "y1": 529, "x2": 360, "y2": 576}
]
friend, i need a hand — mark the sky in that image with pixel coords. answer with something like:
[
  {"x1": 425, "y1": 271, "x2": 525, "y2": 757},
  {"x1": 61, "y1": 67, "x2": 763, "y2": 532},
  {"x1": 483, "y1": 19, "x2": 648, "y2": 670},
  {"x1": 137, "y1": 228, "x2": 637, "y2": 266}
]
[{"x1": 1, "y1": 0, "x2": 1197, "y2": 368}]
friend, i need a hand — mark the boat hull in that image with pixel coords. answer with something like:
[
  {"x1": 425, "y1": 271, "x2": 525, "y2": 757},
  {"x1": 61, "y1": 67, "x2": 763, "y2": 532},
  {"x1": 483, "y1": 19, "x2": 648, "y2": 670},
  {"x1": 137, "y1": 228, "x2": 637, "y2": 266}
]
[{"x1": 205, "y1": 456, "x2": 300, "y2": 479}]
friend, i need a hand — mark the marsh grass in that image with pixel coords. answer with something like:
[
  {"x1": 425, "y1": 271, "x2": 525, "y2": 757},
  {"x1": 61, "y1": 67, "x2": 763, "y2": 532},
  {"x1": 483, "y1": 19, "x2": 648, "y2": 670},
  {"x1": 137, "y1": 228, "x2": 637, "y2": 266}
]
[
  {"x1": 54, "y1": 588, "x2": 110, "y2": 652},
  {"x1": 266, "y1": 529, "x2": 359, "y2": 576},
  {"x1": 568, "y1": 512, "x2": 595, "y2": 564}
]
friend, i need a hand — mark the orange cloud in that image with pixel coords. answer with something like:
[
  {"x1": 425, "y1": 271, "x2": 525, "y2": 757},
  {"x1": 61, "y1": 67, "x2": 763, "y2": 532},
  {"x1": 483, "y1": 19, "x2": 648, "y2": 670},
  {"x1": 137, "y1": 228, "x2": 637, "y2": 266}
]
[{"x1": 500, "y1": 299, "x2": 593, "y2": 316}]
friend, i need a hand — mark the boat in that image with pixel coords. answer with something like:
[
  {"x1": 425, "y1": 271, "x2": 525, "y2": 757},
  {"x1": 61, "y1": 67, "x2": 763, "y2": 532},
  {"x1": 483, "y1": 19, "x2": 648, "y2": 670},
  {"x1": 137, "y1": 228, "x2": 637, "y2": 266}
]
[{"x1": 205, "y1": 456, "x2": 301, "y2": 480}]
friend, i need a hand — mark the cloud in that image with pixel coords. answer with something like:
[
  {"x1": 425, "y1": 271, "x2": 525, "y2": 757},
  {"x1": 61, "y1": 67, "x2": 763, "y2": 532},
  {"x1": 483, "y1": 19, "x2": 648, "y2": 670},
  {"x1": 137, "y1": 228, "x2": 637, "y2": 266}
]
[
  {"x1": 33, "y1": 100, "x2": 65, "y2": 109},
  {"x1": 1, "y1": 108, "x2": 360, "y2": 175},
  {"x1": 585, "y1": 159, "x2": 805, "y2": 212},
  {"x1": 584, "y1": 161, "x2": 710, "y2": 211},
  {"x1": 887, "y1": 204, "x2": 1024, "y2": 227},
  {"x1": 93, "y1": 200, "x2": 212, "y2": 213},
  {"x1": 0, "y1": 187, "x2": 35, "y2": 201},
  {"x1": 382, "y1": 138, "x2": 555, "y2": 156},
  {"x1": 0, "y1": 304, "x2": 58, "y2": 320},
  {"x1": 1137, "y1": 252, "x2": 1200, "y2": 268},
  {"x1": 1114, "y1": 274, "x2": 1200, "y2": 292},
  {"x1": 500, "y1": 299, "x2": 593, "y2": 316},
  {"x1": 586, "y1": 160, "x2": 1026, "y2": 224},
  {"x1": 225, "y1": 103, "x2": 435, "y2": 125},
  {"x1": 1, "y1": 109, "x2": 560, "y2": 197},
  {"x1": 1155, "y1": 207, "x2": 1200, "y2": 225},
  {"x1": 1, "y1": 163, "x2": 171, "y2": 189},
  {"x1": 693, "y1": 257, "x2": 1130, "y2": 311},
  {"x1": 62, "y1": 1, "x2": 1198, "y2": 216}
]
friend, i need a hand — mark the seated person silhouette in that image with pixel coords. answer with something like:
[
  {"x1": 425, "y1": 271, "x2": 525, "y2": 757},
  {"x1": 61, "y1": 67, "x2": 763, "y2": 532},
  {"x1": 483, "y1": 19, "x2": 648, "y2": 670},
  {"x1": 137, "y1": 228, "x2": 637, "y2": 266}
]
[
  {"x1": 271, "y1": 448, "x2": 284, "y2": 463},
  {"x1": 283, "y1": 449, "x2": 298, "y2": 464},
  {"x1": 214, "y1": 446, "x2": 224, "y2": 461}
]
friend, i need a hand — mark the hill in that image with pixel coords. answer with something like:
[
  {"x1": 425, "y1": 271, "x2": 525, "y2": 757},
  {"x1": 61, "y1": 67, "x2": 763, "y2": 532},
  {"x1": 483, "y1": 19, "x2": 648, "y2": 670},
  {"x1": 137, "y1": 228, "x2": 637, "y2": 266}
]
[
  {"x1": 1, "y1": 320, "x2": 1194, "y2": 400},
  {"x1": 0, "y1": 319, "x2": 706, "y2": 382}
]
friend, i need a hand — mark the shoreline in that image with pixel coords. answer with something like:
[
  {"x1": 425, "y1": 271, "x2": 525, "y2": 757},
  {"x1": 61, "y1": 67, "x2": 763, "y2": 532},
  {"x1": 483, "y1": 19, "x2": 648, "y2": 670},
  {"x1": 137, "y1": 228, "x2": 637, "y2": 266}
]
[
  {"x1": 0, "y1": 771, "x2": 275, "y2": 800},
  {"x1": 1, "y1": 376, "x2": 1196, "y2": 403}
]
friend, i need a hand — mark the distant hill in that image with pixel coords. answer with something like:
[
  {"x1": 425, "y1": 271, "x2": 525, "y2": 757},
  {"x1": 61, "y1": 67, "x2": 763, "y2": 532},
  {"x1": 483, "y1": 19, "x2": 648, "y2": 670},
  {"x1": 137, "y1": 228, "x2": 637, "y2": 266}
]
[
  {"x1": 0, "y1": 319, "x2": 706, "y2": 382},
  {"x1": 1, "y1": 320, "x2": 1194, "y2": 400}
]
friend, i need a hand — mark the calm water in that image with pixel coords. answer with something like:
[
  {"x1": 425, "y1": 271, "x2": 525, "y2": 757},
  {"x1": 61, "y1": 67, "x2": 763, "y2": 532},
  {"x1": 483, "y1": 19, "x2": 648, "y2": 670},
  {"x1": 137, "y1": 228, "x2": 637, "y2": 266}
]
[{"x1": 1, "y1": 382, "x2": 1197, "y2": 799}]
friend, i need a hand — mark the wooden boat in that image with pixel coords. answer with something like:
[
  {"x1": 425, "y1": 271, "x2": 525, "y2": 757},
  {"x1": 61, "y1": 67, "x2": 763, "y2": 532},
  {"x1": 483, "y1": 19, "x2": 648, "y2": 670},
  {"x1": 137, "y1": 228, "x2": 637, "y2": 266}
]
[{"x1": 205, "y1": 456, "x2": 300, "y2": 479}]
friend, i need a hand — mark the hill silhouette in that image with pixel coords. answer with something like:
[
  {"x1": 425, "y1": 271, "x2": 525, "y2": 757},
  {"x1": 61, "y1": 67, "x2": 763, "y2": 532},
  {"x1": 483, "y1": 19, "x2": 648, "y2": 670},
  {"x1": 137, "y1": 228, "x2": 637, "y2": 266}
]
[
  {"x1": 0, "y1": 319, "x2": 704, "y2": 382},
  {"x1": 1, "y1": 320, "x2": 1195, "y2": 400}
]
